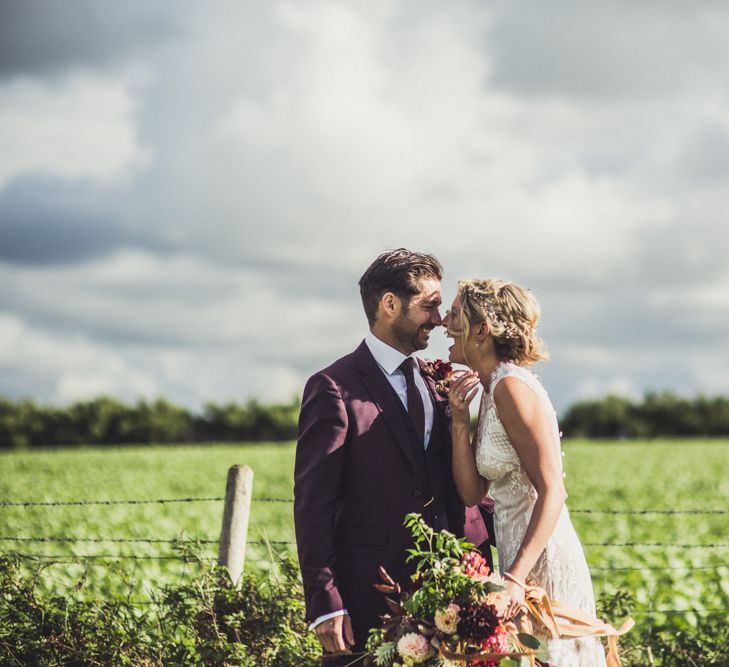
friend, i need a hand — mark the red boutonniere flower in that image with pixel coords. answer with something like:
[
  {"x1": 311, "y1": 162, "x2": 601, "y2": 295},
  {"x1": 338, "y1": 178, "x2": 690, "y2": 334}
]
[{"x1": 422, "y1": 358, "x2": 456, "y2": 397}]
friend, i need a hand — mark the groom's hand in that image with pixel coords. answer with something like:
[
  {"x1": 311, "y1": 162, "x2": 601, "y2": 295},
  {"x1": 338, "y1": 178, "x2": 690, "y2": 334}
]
[{"x1": 315, "y1": 613, "x2": 355, "y2": 654}]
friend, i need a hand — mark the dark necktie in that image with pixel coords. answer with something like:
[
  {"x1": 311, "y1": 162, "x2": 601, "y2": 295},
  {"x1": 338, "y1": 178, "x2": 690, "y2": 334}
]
[{"x1": 399, "y1": 357, "x2": 425, "y2": 446}]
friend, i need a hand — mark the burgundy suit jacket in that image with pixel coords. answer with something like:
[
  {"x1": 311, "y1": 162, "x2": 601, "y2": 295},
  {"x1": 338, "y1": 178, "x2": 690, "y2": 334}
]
[{"x1": 294, "y1": 341, "x2": 489, "y2": 650}]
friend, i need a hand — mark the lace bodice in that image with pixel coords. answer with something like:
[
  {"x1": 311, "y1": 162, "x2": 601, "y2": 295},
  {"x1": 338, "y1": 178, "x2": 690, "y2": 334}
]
[
  {"x1": 476, "y1": 361, "x2": 562, "y2": 493},
  {"x1": 474, "y1": 362, "x2": 606, "y2": 667}
]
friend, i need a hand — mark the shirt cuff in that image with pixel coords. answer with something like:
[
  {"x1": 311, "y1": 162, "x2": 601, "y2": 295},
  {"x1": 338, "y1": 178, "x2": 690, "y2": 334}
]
[{"x1": 309, "y1": 609, "x2": 349, "y2": 631}]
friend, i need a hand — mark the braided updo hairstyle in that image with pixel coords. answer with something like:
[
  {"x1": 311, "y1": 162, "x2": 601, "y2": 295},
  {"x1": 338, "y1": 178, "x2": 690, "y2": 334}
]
[{"x1": 454, "y1": 278, "x2": 548, "y2": 365}]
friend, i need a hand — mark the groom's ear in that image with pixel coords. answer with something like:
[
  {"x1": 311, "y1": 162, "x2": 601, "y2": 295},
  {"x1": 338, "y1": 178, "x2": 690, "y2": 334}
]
[{"x1": 379, "y1": 291, "x2": 402, "y2": 320}]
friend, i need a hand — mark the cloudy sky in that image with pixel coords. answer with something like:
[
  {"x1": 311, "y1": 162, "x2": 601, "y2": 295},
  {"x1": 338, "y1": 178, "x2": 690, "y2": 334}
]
[{"x1": 1, "y1": 1, "x2": 728, "y2": 414}]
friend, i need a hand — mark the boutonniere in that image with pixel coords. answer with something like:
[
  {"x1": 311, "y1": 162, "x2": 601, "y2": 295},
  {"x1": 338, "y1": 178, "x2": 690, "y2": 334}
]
[{"x1": 422, "y1": 358, "x2": 456, "y2": 398}]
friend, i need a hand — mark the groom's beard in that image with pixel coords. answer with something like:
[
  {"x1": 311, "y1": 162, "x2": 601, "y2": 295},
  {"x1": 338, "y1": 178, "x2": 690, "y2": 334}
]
[{"x1": 392, "y1": 312, "x2": 433, "y2": 354}]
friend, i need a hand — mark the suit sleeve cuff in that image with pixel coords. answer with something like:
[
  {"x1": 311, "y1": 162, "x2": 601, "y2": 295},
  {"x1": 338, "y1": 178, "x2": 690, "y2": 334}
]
[{"x1": 309, "y1": 609, "x2": 349, "y2": 631}]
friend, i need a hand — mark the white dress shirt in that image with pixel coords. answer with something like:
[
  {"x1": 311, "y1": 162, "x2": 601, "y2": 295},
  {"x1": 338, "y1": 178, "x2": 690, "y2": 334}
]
[
  {"x1": 309, "y1": 333, "x2": 435, "y2": 631},
  {"x1": 364, "y1": 330, "x2": 434, "y2": 448}
]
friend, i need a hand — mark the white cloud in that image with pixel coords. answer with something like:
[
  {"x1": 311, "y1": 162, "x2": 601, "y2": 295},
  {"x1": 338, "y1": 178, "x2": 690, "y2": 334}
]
[
  {"x1": 0, "y1": 313, "x2": 159, "y2": 402},
  {"x1": 0, "y1": 71, "x2": 149, "y2": 189},
  {"x1": 0, "y1": 309, "x2": 316, "y2": 408}
]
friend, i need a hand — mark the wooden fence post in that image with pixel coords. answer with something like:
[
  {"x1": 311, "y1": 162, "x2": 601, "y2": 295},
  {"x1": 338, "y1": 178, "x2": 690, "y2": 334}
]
[{"x1": 218, "y1": 464, "x2": 254, "y2": 585}]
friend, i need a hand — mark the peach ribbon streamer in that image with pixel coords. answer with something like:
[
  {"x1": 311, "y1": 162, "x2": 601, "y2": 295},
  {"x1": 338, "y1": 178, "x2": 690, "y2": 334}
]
[{"x1": 521, "y1": 585, "x2": 635, "y2": 667}]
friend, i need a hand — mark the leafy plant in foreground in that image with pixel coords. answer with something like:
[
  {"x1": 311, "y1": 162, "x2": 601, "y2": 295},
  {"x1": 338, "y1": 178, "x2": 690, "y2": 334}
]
[{"x1": 0, "y1": 549, "x2": 320, "y2": 666}]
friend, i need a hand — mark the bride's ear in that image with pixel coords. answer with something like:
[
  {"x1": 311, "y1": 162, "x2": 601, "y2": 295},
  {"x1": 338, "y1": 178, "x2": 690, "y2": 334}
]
[{"x1": 477, "y1": 321, "x2": 491, "y2": 341}]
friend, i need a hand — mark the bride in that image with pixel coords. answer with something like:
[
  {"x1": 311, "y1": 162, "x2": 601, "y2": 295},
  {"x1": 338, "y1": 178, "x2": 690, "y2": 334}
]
[{"x1": 445, "y1": 278, "x2": 606, "y2": 667}]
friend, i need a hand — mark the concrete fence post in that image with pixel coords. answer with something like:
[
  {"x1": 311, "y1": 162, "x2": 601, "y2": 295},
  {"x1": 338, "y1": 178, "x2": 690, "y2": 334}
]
[{"x1": 218, "y1": 464, "x2": 254, "y2": 585}]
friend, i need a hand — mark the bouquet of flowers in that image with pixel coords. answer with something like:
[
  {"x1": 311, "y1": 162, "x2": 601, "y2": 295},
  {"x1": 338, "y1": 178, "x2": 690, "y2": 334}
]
[
  {"x1": 364, "y1": 514, "x2": 549, "y2": 667},
  {"x1": 422, "y1": 359, "x2": 458, "y2": 398}
]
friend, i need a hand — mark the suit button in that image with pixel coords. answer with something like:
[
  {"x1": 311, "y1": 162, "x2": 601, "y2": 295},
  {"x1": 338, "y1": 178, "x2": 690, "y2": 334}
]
[{"x1": 413, "y1": 489, "x2": 423, "y2": 498}]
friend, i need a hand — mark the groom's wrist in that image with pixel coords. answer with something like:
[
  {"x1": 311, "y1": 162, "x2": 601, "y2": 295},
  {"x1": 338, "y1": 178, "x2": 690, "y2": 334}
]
[{"x1": 309, "y1": 609, "x2": 349, "y2": 631}]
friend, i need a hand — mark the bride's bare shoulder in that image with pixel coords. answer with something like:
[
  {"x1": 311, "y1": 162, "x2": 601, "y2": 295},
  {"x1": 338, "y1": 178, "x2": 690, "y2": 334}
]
[{"x1": 492, "y1": 374, "x2": 544, "y2": 423}]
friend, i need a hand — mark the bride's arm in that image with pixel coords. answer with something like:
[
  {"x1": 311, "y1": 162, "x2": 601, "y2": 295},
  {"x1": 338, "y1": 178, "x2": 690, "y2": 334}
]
[
  {"x1": 449, "y1": 371, "x2": 489, "y2": 507},
  {"x1": 494, "y1": 376, "x2": 566, "y2": 583}
]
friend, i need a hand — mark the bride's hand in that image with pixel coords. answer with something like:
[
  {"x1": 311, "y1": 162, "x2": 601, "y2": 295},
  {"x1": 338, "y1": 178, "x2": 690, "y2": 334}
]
[
  {"x1": 447, "y1": 371, "x2": 480, "y2": 423},
  {"x1": 504, "y1": 580, "x2": 526, "y2": 620}
]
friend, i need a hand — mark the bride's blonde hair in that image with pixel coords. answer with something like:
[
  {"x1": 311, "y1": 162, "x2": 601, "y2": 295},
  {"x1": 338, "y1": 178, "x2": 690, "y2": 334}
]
[{"x1": 453, "y1": 278, "x2": 549, "y2": 365}]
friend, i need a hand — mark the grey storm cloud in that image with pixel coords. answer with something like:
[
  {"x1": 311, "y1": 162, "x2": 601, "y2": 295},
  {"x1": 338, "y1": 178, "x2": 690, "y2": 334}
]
[
  {"x1": 0, "y1": 1, "x2": 177, "y2": 79},
  {"x1": 0, "y1": 174, "x2": 165, "y2": 265}
]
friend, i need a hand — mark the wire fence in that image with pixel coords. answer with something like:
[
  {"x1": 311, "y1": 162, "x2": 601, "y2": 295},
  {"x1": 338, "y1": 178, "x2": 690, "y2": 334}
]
[
  {"x1": 2, "y1": 493, "x2": 727, "y2": 618},
  {"x1": 0, "y1": 496, "x2": 225, "y2": 507}
]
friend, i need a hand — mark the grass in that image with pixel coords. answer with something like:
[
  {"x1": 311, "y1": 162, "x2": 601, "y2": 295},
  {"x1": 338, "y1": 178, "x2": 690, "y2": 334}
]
[
  {"x1": 0, "y1": 443, "x2": 297, "y2": 599},
  {"x1": 1, "y1": 439, "x2": 728, "y2": 627},
  {"x1": 562, "y1": 438, "x2": 729, "y2": 627}
]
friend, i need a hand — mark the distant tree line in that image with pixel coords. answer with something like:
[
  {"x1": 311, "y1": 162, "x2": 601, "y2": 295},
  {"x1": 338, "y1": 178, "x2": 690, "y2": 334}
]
[
  {"x1": 560, "y1": 392, "x2": 729, "y2": 438},
  {"x1": 2, "y1": 391, "x2": 729, "y2": 449},
  {"x1": 0, "y1": 396, "x2": 300, "y2": 449}
]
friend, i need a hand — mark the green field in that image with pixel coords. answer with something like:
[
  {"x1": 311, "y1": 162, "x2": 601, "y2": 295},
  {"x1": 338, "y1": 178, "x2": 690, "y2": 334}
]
[{"x1": 1, "y1": 439, "x2": 727, "y2": 628}]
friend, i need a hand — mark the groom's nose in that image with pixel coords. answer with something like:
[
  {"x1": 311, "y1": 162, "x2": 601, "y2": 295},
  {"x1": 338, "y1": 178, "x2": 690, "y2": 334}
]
[{"x1": 431, "y1": 309, "x2": 444, "y2": 326}]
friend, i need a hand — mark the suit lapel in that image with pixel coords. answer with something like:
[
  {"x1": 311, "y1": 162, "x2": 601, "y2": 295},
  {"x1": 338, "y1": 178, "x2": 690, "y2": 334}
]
[{"x1": 354, "y1": 342, "x2": 422, "y2": 472}]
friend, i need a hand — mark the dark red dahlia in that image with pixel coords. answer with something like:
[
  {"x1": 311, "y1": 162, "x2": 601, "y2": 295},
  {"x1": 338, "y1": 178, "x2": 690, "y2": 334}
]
[
  {"x1": 431, "y1": 359, "x2": 452, "y2": 377},
  {"x1": 457, "y1": 603, "x2": 501, "y2": 641},
  {"x1": 423, "y1": 359, "x2": 456, "y2": 396}
]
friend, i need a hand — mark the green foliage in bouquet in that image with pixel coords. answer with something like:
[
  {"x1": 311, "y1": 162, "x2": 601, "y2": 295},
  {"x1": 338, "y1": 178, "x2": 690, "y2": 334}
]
[{"x1": 401, "y1": 513, "x2": 503, "y2": 622}]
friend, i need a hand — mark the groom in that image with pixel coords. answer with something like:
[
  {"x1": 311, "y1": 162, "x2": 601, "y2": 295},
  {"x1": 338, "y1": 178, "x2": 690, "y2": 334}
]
[{"x1": 294, "y1": 248, "x2": 490, "y2": 663}]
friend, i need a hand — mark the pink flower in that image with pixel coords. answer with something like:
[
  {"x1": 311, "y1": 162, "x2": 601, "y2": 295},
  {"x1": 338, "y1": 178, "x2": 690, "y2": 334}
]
[
  {"x1": 461, "y1": 550, "x2": 491, "y2": 578},
  {"x1": 483, "y1": 623, "x2": 508, "y2": 653},
  {"x1": 397, "y1": 632, "x2": 431, "y2": 663},
  {"x1": 471, "y1": 624, "x2": 509, "y2": 667}
]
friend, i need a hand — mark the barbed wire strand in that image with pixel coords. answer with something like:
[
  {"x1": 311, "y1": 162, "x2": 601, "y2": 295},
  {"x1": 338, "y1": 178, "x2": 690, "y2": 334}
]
[
  {"x1": 0, "y1": 497, "x2": 224, "y2": 507},
  {"x1": 0, "y1": 536, "x2": 218, "y2": 544},
  {"x1": 4, "y1": 553, "x2": 294, "y2": 566},
  {"x1": 5, "y1": 554, "x2": 726, "y2": 573},
  {"x1": 0, "y1": 537, "x2": 295, "y2": 546},
  {"x1": 7, "y1": 552, "x2": 216, "y2": 561},
  {"x1": 590, "y1": 563, "x2": 728, "y2": 572},
  {"x1": 585, "y1": 542, "x2": 729, "y2": 548},
  {"x1": 2, "y1": 496, "x2": 728, "y2": 513},
  {"x1": 0, "y1": 496, "x2": 291, "y2": 507},
  {"x1": 3, "y1": 535, "x2": 728, "y2": 548},
  {"x1": 572, "y1": 508, "x2": 728, "y2": 515},
  {"x1": 630, "y1": 608, "x2": 727, "y2": 616}
]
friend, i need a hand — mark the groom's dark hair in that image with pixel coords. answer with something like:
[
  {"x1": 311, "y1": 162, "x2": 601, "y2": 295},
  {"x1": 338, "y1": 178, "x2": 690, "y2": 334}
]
[{"x1": 359, "y1": 248, "x2": 443, "y2": 326}]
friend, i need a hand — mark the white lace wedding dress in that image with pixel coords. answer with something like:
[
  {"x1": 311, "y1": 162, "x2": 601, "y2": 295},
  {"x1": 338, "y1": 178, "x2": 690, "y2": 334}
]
[{"x1": 475, "y1": 362, "x2": 606, "y2": 667}]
